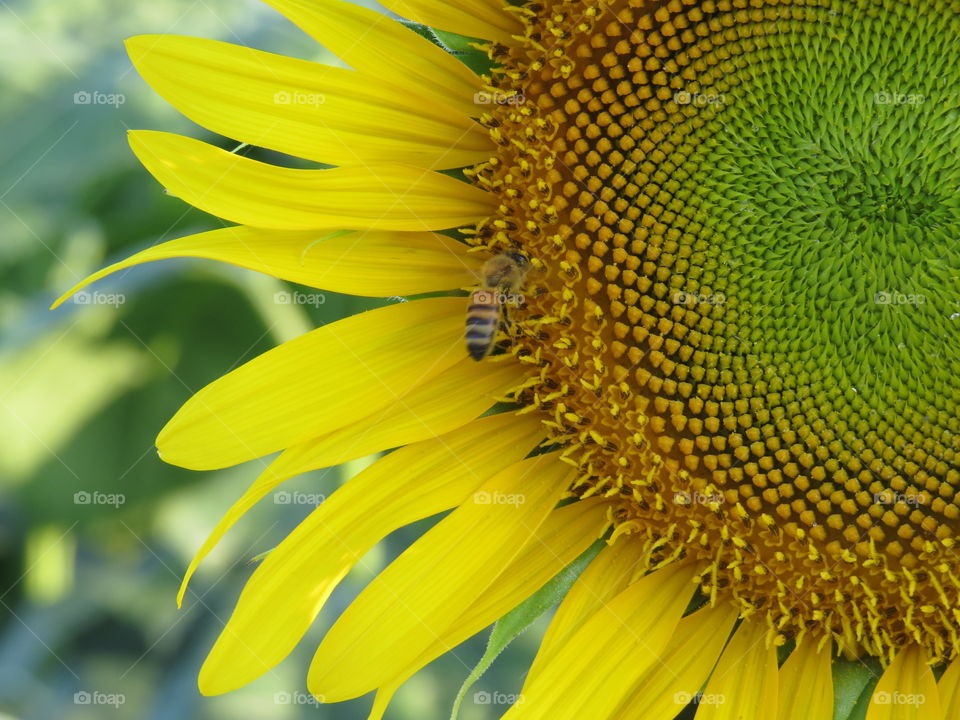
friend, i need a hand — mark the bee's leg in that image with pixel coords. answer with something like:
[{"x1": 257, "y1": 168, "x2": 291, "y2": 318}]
[
  {"x1": 504, "y1": 299, "x2": 531, "y2": 338},
  {"x1": 489, "y1": 302, "x2": 511, "y2": 355},
  {"x1": 494, "y1": 281, "x2": 514, "y2": 337},
  {"x1": 501, "y1": 301, "x2": 512, "y2": 333}
]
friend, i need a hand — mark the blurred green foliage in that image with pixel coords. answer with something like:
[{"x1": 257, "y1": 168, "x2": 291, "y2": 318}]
[{"x1": 0, "y1": 1, "x2": 545, "y2": 718}]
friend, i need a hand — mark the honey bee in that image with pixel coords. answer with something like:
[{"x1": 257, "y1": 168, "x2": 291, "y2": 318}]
[{"x1": 465, "y1": 251, "x2": 531, "y2": 361}]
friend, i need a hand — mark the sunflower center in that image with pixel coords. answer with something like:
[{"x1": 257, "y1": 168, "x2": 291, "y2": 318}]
[{"x1": 470, "y1": 0, "x2": 960, "y2": 661}]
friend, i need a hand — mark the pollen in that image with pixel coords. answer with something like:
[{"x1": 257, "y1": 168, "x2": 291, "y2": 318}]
[{"x1": 469, "y1": 0, "x2": 960, "y2": 663}]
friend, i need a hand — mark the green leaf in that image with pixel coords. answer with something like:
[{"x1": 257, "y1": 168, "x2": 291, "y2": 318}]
[
  {"x1": 449, "y1": 539, "x2": 606, "y2": 720},
  {"x1": 832, "y1": 656, "x2": 882, "y2": 720}
]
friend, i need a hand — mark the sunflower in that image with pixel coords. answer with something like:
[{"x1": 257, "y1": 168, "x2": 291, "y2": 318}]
[{"x1": 55, "y1": 0, "x2": 960, "y2": 717}]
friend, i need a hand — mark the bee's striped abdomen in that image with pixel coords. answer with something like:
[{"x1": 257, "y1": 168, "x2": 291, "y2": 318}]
[{"x1": 465, "y1": 290, "x2": 501, "y2": 361}]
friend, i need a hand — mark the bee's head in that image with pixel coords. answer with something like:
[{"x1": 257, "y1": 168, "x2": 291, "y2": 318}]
[{"x1": 505, "y1": 250, "x2": 530, "y2": 269}]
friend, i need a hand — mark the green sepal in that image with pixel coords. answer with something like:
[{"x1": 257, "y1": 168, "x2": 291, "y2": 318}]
[
  {"x1": 832, "y1": 656, "x2": 882, "y2": 720},
  {"x1": 399, "y1": 20, "x2": 494, "y2": 75},
  {"x1": 449, "y1": 538, "x2": 606, "y2": 720}
]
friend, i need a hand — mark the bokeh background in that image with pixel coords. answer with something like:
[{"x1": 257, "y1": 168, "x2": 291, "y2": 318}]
[{"x1": 0, "y1": 1, "x2": 542, "y2": 717}]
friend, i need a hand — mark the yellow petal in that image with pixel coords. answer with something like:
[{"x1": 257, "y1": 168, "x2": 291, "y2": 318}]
[
  {"x1": 270, "y1": 359, "x2": 523, "y2": 476},
  {"x1": 198, "y1": 412, "x2": 545, "y2": 695},
  {"x1": 51, "y1": 226, "x2": 483, "y2": 309},
  {"x1": 524, "y1": 536, "x2": 642, "y2": 684},
  {"x1": 938, "y1": 659, "x2": 960, "y2": 720},
  {"x1": 177, "y1": 359, "x2": 525, "y2": 603},
  {"x1": 368, "y1": 687, "x2": 396, "y2": 720},
  {"x1": 503, "y1": 561, "x2": 698, "y2": 720},
  {"x1": 157, "y1": 297, "x2": 465, "y2": 470},
  {"x1": 372, "y1": 497, "x2": 611, "y2": 717},
  {"x1": 777, "y1": 641, "x2": 834, "y2": 720},
  {"x1": 380, "y1": 0, "x2": 523, "y2": 45},
  {"x1": 126, "y1": 35, "x2": 491, "y2": 169},
  {"x1": 697, "y1": 619, "x2": 778, "y2": 720},
  {"x1": 261, "y1": 0, "x2": 482, "y2": 117},
  {"x1": 307, "y1": 453, "x2": 574, "y2": 701},
  {"x1": 613, "y1": 602, "x2": 739, "y2": 720},
  {"x1": 453, "y1": 498, "x2": 609, "y2": 637},
  {"x1": 866, "y1": 645, "x2": 942, "y2": 720},
  {"x1": 129, "y1": 130, "x2": 494, "y2": 231}
]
